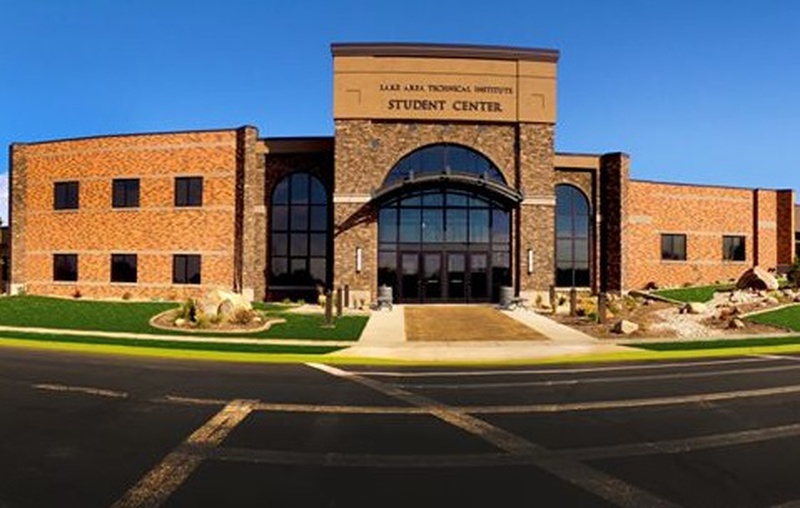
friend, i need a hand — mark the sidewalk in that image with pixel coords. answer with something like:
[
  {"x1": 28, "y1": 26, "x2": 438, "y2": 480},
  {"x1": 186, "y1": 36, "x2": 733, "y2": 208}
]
[{"x1": 333, "y1": 305, "x2": 631, "y2": 362}]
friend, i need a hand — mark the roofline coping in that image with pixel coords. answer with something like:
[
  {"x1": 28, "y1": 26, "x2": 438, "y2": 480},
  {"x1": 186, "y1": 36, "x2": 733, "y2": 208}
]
[
  {"x1": 11, "y1": 125, "x2": 257, "y2": 147},
  {"x1": 630, "y1": 178, "x2": 795, "y2": 193},
  {"x1": 331, "y1": 42, "x2": 559, "y2": 63}
]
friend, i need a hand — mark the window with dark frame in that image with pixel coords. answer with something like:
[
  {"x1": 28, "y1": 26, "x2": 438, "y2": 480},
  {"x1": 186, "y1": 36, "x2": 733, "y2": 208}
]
[
  {"x1": 111, "y1": 254, "x2": 138, "y2": 283},
  {"x1": 555, "y1": 184, "x2": 591, "y2": 288},
  {"x1": 53, "y1": 254, "x2": 78, "y2": 281},
  {"x1": 269, "y1": 172, "x2": 329, "y2": 293},
  {"x1": 723, "y1": 235, "x2": 746, "y2": 261},
  {"x1": 173, "y1": 254, "x2": 201, "y2": 284},
  {"x1": 174, "y1": 177, "x2": 203, "y2": 207},
  {"x1": 54, "y1": 182, "x2": 79, "y2": 210},
  {"x1": 661, "y1": 234, "x2": 687, "y2": 261},
  {"x1": 112, "y1": 179, "x2": 140, "y2": 208}
]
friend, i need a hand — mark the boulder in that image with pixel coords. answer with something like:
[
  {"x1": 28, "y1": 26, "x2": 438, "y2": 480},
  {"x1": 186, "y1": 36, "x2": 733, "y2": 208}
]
[
  {"x1": 765, "y1": 296, "x2": 780, "y2": 306},
  {"x1": 728, "y1": 318, "x2": 746, "y2": 329},
  {"x1": 736, "y1": 266, "x2": 779, "y2": 291},
  {"x1": 174, "y1": 318, "x2": 187, "y2": 327},
  {"x1": 681, "y1": 302, "x2": 707, "y2": 315},
  {"x1": 795, "y1": 295, "x2": 800, "y2": 303},
  {"x1": 612, "y1": 320, "x2": 639, "y2": 335},
  {"x1": 199, "y1": 288, "x2": 252, "y2": 319}
]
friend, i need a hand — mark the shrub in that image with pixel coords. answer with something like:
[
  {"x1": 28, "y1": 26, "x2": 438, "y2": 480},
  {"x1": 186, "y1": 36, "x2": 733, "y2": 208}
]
[
  {"x1": 72, "y1": 289, "x2": 82, "y2": 299},
  {"x1": 121, "y1": 292, "x2": 132, "y2": 301},
  {"x1": 788, "y1": 256, "x2": 800, "y2": 290},
  {"x1": 229, "y1": 308, "x2": 256, "y2": 325},
  {"x1": 177, "y1": 298, "x2": 197, "y2": 321}
]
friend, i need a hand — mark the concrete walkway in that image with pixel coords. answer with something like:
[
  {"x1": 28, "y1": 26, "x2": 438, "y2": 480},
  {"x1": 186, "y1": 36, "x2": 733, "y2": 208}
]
[{"x1": 335, "y1": 305, "x2": 630, "y2": 362}]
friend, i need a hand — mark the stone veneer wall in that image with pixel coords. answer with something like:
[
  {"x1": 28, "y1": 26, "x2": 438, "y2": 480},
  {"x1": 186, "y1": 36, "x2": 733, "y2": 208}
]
[
  {"x1": 333, "y1": 119, "x2": 557, "y2": 301},
  {"x1": 625, "y1": 181, "x2": 794, "y2": 289},
  {"x1": 10, "y1": 130, "x2": 241, "y2": 299},
  {"x1": 262, "y1": 149, "x2": 334, "y2": 300},
  {"x1": 599, "y1": 153, "x2": 629, "y2": 292}
]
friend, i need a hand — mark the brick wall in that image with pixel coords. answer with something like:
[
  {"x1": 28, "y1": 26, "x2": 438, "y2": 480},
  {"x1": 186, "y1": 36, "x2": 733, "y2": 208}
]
[
  {"x1": 625, "y1": 180, "x2": 793, "y2": 289},
  {"x1": 10, "y1": 129, "x2": 243, "y2": 299}
]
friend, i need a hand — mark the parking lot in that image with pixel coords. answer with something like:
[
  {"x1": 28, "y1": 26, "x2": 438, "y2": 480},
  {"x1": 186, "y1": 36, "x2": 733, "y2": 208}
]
[{"x1": 5, "y1": 348, "x2": 800, "y2": 506}]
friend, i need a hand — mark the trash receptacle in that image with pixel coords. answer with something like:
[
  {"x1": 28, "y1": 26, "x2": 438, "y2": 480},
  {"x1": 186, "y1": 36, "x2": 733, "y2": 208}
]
[
  {"x1": 499, "y1": 286, "x2": 514, "y2": 309},
  {"x1": 377, "y1": 285, "x2": 393, "y2": 310}
]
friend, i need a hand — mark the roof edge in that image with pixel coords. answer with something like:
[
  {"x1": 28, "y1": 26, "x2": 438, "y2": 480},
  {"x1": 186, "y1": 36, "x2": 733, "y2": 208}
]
[{"x1": 331, "y1": 42, "x2": 559, "y2": 63}]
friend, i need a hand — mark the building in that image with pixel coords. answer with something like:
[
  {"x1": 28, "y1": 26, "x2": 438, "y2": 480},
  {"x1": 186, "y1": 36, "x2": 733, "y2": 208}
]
[
  {"x1": 0, "y1": 225, "x2": 7, "y2": 293},
  {"x1": 6, "y1": 43, "x2": 798, "y2": 303}
]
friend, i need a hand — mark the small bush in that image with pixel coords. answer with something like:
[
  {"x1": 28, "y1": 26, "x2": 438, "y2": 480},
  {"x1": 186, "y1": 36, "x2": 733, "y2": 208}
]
[
  {"x1": 121, "y1": 292, "x2": 132, "y2": 301},
  {"x1": 788, "y1": 256, "x2": 800, "y2": 289},
  {"x1": 72, "y1": 289, "x2": 82, "y2": 299},
  {"x1": 229, "y1": 308, "x2": 256, "y2": 325},
  {"x1": 177, "y1": 298, "x2": 197, "y2": 321}
]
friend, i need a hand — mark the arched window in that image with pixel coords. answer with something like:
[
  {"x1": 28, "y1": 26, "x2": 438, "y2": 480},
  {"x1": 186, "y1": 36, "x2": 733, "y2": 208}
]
[
  {"x1": 384, "y1": 144, "x2": 506, "y2": 185},
  {"x1": 555, "y1": 184, "x2": 591, "y2": 287},
  {"x1": 269, "y1": 172, "x2": 329, "y2": 298}
]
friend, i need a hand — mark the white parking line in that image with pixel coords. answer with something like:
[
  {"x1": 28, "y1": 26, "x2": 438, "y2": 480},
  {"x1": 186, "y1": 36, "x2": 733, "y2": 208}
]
[
  {"x1": 353, "y1": 356, "x2": 770, "y2": 378},
  {"x1": 562, "y1": 422, "x2": 800, "y2": 461},
  {"x1": 33, "y1": 383, "x2": 128, "y2": 399},
  {"x1": 307, "y1": 362, "x2": 678, "y2": 508},
  {"x1": 110, "y1": 399, "x2": 253, "y2": 508},
  {"x1": 400, "y1": 363, "x2": 800, "y2": 390},
  {"x1": 465, "y1": 383, "x2": 800, "y2": 414}
]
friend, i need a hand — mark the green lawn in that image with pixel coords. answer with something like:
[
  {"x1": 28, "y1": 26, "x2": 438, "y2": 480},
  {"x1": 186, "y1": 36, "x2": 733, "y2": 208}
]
[
  {"x1": 0, "y1": 330, "x2": 344, "y2": 354},
  {"x1": 747, "y1": 304, "x2": 800, "y2": 332},
  {"x1": 631, "y1": 335, "x2": 800, "y2": 351},
  {"x1": 0, "y1": 296, "x2": 367, "y2": 341},
  {"x1": 652, "y1": 284, "x2": 734, "y2": 303}
]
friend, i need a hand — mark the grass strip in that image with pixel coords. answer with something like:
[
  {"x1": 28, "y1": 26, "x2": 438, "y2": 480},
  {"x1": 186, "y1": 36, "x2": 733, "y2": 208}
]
[
  {"x1": 629, "y1": 336, "x2": 800, "y2": 351},
  {"x1": 746, "y1": 305, "x2": 800, "y2": 332},
  {"x1": 652, "y1": 284, "x2": 734, "y2": 303},
  {"x1": 0, "y1": 330, "x2": 344, "y2": 355}
]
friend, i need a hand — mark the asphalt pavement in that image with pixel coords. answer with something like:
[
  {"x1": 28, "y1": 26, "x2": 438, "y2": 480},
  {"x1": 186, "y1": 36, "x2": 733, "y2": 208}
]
[{"x1": 5, "y1": 347, "x2": 800, "y2": 507}]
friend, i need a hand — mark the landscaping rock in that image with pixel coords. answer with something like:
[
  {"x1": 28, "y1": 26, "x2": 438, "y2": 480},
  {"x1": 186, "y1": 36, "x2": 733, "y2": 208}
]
[
  {"x1": 736, "y1": 266, "x2": 779, "y2": 291},
  {"x1": 681, "y1": 302, "x2": 707, "y2": 315},
  {"x1": 765, "y1": 296, "x2": 780, "y2": 306},
  {"x1": 795, "y1": 295, "x2": 800, "y2": 303},
  {"x1": 199, "y1": 288, "x2": 252, "y2": 319},
  {"x1": 728, "y1": 318, "x2": 746, "y2": 329},
  {"x1": 174, "y1": 318, "x2": 186, "y2": 327},
  {"x1": 612, "y1": 320, "x2": 639, "y2": 335}
]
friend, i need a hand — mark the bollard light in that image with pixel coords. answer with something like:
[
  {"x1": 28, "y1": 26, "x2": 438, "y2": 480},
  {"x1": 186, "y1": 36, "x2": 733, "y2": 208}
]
[
  {"x1": 527, "y1": 248, "x2": 533, "y2": 274},
  {"x1": 356, "y1": 247, "x2": 363, "y2": 273}
]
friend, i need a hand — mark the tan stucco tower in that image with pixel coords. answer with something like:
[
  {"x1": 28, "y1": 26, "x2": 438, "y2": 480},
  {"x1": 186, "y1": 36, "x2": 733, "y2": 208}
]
[{"x1": 331, "y1": 43, "x2": 559, "y2": 304}]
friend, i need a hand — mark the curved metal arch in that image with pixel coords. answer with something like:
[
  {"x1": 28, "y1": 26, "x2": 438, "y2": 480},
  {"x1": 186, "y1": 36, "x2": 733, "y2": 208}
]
[
  {"x1": 372, "y1": 172, "x2": 522, "y2": 208},
  {"x1": 383, "y1": 143, "x2": 507, "y2": 186}
]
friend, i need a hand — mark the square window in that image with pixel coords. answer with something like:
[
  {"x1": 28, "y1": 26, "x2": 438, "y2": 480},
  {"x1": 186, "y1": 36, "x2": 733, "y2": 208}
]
[
  {"x1": 112, "y1": 179, "x2": 140, "y2": 208},
  {"x1": 111, "y1": 254, "x2": 138, "y2": 283},
  {"x1": 54, "y1": 182, "x2": 79, "y2": 210},
  {"x1": 661, "y1": 234, "x2": 687, "y2": 261},
  {"x1": 53, "y1": 254, "x2": 78, "y2": 281},
  {"x1": 723, "y1": 235, "x2": 746, "y2": 261},
  {"x1": 174, "y1": 177, "x2": 203, "y2": 207},
  {"x1": 172, "y1": 255, "x2": 201, "y2": 284}
]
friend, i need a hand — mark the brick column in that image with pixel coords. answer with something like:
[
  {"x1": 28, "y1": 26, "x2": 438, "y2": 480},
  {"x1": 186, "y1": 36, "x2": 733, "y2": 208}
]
[
  {"x1": 517, "y1": 123, "x2": 555, "y2": 297},
  {"x1": 9, "y1": 144, "x2": 26, "y2": 294},
  {"x1": 234, "y1": 126, "x2": 262, "y2": 300},
  {"x1": 776, "y1": 189, "x2": 796, "y2": 267},
  {"x1": 599, "y1": 152, "x2": 630, "y2": 293}
]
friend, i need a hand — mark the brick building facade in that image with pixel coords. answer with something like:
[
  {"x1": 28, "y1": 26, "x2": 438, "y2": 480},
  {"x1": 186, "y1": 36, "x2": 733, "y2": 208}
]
[{"x1": 6, "y1": 43, "x2": 797, "y2": 302}]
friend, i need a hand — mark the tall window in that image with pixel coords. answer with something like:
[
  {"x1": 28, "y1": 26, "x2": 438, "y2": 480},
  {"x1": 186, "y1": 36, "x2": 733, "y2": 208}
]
[
  {"x1": 54, "y1": 182, "x2": 79, "y2": 210},
  {"x1": 661, "y1": 234, "x2": 687, "y2": 261},
  {"x1": 270, "y1": 172, "x2": 328, "y2": 292},
  {"x1": 555, "y1": 185, "x2": 591, "y2": 287},
  {"x1": 795, "y1": 232, "x2": 799, "y2": 260},
  {"x1": 53, "y1": 254, "x2": 78, "y2": 281},
  {"x1": 113, "y1": 179, "x2": 140, "y2": 208},
  {"x1": 173, "y1": 255, "x2": 201, "y2": 284},
  {"x1": 111, "y1": 254, "x2": 138, "y2": 283},
  {"x1": 174, "y1": 177, "x2": 203, "y2": 207},
  {"x1": 723, "y1": 235, "x2": 746, "y2": 261}
]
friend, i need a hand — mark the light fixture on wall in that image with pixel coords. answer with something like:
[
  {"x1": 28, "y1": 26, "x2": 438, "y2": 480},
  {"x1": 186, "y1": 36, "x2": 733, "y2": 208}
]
[
  {"x1": 356, "y1": 247, "x2": 363, "y2": 273},
  {"x1": 527, "y1": 248, "x2": 534, "y2": 274}
]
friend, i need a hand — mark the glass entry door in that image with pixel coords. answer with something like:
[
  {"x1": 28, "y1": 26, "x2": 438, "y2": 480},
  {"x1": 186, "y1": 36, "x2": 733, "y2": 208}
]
[{"x1": 378, "y1": 189, "x2": 512, "y2": 304}]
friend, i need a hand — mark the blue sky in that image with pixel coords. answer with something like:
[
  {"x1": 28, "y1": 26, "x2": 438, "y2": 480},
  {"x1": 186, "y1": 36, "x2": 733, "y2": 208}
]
[{"x1": 2, "y1": 0, "x2": 800, "y2": 223}]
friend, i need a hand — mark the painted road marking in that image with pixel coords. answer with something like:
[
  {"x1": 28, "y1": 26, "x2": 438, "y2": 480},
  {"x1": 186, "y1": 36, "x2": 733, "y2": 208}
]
[
  {"x1": 399, "y1": 363, "x2": 800, "y2": 390},
  {"x1": 354, "y1": 356, "x2": 770, "y2": 378},
  {"x1": 110, "y1": 399, "x2": 254, "y2": 508},
  {"x1": 464, "y1": 383, "x2": 800, "y2": 414},
  {"x1": 307, "y1": 362, "x2": 677, "y2": 508},
  {"x1": 33, "y1": 383, "x2": 128, "y2": 399}
]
